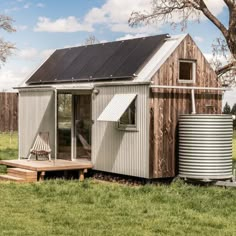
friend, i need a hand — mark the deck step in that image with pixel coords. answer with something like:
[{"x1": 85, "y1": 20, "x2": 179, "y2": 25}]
[
  {"x1": 0, "y1": 174, "x2": 25, "y2": 182},
  {"x1": 7, "y1": 168, "x2": 37, "y2": 182},
  {"x1": 8, "y1": 168, "x2": 37, "y2": 178}
]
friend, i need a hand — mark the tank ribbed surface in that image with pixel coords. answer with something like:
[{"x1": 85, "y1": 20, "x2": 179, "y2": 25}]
[{"x1": 179, "y1": 114, "x2": 233, "y2": 180}]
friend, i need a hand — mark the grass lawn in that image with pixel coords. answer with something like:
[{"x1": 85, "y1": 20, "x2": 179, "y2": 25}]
[
  {"x1": 0, "y1": 132, "x2": 18, "y2": 160},
  {"x1": 0, "y1": 133, "x2": 236, "y2": 235},
  {"x1": 0, "y1": 179, "x2": 236, "y2": 236},
  {"x1": 0, "y1": 132, "x2": 18, "y2": 173}
]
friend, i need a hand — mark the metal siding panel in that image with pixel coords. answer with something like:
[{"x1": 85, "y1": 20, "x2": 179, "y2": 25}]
[
  {"x1": 97, "y1": 93, "x2": 137, "y2": 121},
  {"x1": 19, "y1": 90, "x2": 55, "y2": 159},
  {"x1": 92, "y1": 85, "x2": 150, "y2": 178}
]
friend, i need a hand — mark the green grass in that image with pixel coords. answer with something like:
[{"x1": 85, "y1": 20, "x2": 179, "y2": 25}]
[
  {"x1": 0, "y1": 179, "x2": 236, "y2": 236},
  {"x1": 0, "y1": 132, "x2": 236, "y2": 235},
  {"x1": 0, "y1": 132, "x2": 18, "y2": 160},
  {"x1": 0, "y1": 132, "x2": 18, "y2": 173}
]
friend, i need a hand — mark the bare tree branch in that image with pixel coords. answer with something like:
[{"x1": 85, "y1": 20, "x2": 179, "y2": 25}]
[
  {"x1": 216, "y1": 61, "x2": 236, "y2": 75},
  {"x1": 223, "y1": 0, "x2": 234, "y2": 9},
  {"x1": 83, "y1": 35, "x2": 100, "y2": 46},
  {"x1": 0, "y1": 14, "x2": 16, "y2": 67},
  {"x1": 197, "y1": 0, "x2": 228, "y2": 39},
  {"x1": 129, "y1": 0, "x2": 236, "y2": 82},
  {"x1": 0, "y1": 15, "x2": 16, "y2": 32}
]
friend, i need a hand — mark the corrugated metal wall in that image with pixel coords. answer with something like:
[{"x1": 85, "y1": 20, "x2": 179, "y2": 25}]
[
  {"x1": 92, "y1": 85, "x2": 150, "y2": 178},
  {"x1": 19, "y1": 90, "x2": 55, "y2": 159}
]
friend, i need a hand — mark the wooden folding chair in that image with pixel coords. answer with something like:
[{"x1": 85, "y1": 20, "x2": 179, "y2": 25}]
[
  {"x1": 78, "y1": 134, "x2": 91, "y2": 157},
  {"x1": 28, "y1": 132, "x2": 51, "y2": 161}
]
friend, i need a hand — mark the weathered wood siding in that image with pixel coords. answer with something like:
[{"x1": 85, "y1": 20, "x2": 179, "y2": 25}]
[
  {"x1": 150, "y1": 35, "x2": 222, "y2": 178},
  {"x1": 0, "y1": 93, "x2": 18, "y2": 132}
]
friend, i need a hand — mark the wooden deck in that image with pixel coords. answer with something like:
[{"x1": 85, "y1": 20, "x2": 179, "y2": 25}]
[
  {"x1": 0, "y1": 159, "x2": 93, "y2": 182},
  {"x1": 0, "y1": 159, "x2": 93, "y2": 172}
]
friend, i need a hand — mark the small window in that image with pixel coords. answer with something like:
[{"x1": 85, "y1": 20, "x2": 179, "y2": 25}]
[
  {"x1": 118, "y1": 98, "x2": 136, "y2": 129},
  {"x1": 179, "y1": 60, "x2": 196, "y2": 83}
]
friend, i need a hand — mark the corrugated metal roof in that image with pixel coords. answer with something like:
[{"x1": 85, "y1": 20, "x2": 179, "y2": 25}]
[
  {"x1": 26, "y1": 34, "x2": 168, "y2": 85},
  {"x1": 97, "y1": 94, "x2": 137, "y2": 122}
]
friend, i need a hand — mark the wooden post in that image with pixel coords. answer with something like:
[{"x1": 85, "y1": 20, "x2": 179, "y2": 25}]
[
  {"x1": 64, "y1": 170, "x2": 69, "y2": 179},
  {"x1": 79, "y1": 170, "x2": 84, "y2": 181},
  {"x1": 39, "y1": 171, "x2": 45, "y2": 181}
]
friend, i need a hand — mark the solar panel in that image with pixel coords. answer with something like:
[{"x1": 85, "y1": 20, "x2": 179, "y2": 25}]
[{"x1": 26, "y1": 34, "x2": 168, "y2": 85}]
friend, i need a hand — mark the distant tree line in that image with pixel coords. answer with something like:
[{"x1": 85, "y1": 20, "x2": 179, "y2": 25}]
[{"x1": 223, "y1": 102, "x2": 236, "y2": 130}]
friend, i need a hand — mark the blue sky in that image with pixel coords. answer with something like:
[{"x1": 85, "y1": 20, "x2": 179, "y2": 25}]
[{"x1": 0, "y1": 0, "x2": 235, "y2": 106}]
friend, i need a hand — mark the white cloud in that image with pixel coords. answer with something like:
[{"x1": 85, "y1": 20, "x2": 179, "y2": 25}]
[
  {"x1": 63, "y1": 44, "x2": 81, "y2": 49},
  {"x1": 4, "y1": 0, "x2": 33, "y2": 13},
  {"x1": 17, "y1": 47, "x2": 56, "y2": 61},
  {"x1": 0, "y1": 66, "x2": 31, "y2": 91},
  {"x1": 34, "y1": 16, "x2": 94, "y2": 32},
  {"x1": 111, "y1": 23, "x2": 158, "y2": 34},
  {"x1": 16, "y1": 25, "x2": 28, "y2": 31},
  {"x1": 85, "y1": 0, "x2": 152, "y2": 24},
  {"x1": 84, "y1": 0, "x2": 158, "y2": 34},
  {"x1": 204, "y1": 0, "x2": 226, "y2": 17},
  {"x1": 100, "y1": 40, "x2": 108, "y2": 43},
  {"x1": 0, "y1": 47, "x2": 56, "y2": 91},
  {"x1": 223, "y1": 89, "x2": 236, "y2": 107},
  {"x1": 83, "y1": 0, "x2": 226, "y2": 34},
  {"x1": 33, "y1": 0, "x2": 225, "y2": 35},
  {"x1": 23, "y1": 3, "x2": 31, "y2": 9},
  {"x1": 18, "y1": 48, "x2": 38, "y2": 60},
  {"x1": 204, "y1": 53, "x2": 228, "y2": 66},
  {"x1": 116, "y1": 33, "x2": 148, "y2": 41},
  {"x1": 36, "y1": 3, "x2": 45, "y2": 8},
  {"x1": 84, "y1": 7, "x2": 107, "y2": 24},
  {"x1": 4, "y1": 7, "x2": 19, "y2": 13},
  {"x1": 194, "y1": 36, "x2": 204, "y2": 43},
  {"x1": 40, "y1": 49, "x2": 55, "y2": 59}
]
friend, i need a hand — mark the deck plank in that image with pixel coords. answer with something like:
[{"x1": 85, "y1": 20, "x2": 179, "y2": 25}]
[{"x1": 0, "y1": 159, "x2": 93, "y2": 172}]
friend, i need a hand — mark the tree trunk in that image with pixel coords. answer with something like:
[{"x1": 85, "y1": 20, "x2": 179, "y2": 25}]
[{"x1": 227, "y1": 6, "x2": 236, "y2": 60}]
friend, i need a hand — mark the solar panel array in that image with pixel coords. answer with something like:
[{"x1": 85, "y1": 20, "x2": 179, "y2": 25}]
[{"x1": 26, "y1": 34, "x2": 168, "y2": 85}]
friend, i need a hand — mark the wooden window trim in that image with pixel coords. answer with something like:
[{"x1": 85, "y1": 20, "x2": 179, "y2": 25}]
[{"x1": 178, "y1": 59, "x2": 196, "y2": 83}]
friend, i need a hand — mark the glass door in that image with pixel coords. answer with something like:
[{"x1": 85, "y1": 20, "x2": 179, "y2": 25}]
[
  {"x1": 57, "y1": 94, "x2": 72, "y2": 160},
  {"x1": 73, "y1": 95, "x2": 92, "y2": 159}
]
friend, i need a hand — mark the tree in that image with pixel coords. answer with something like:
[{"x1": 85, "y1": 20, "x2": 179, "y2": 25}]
[
  {"x1": 231, "y1": 103, "x2": 236, "y2": 115},
  {"x1": 223, "y1": 102, "x2": 231, "y2": 114},
  {"x1": 0, "y1": 14, "x2": 16, "y2": 66},
  {"x1": 83, "y1": 35, "x2": 100, "y2": 46},
  {"x1": 128, "y1": 0, "x2": 236, "y2": 84},
  {"x1": 231, "y1": 103, "x2": 236, "y2": 129}
]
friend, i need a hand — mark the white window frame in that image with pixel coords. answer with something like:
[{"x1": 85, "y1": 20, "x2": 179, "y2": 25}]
[
  {"x1": 178, "y1": 59, "x2": 196, "y2": 83},
  {"x1": 117, "y1": 97, "x2": 137, "y2": 131}
]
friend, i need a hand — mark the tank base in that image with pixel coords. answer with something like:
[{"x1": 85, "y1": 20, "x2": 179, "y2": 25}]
[{"x1": 179, "y1": 174, "x2": 233, "y2": 183}]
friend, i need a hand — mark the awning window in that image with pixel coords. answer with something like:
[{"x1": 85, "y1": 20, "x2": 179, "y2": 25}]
[{"x1": 97, "y1": 94, "x2": 137, "y2": 122}]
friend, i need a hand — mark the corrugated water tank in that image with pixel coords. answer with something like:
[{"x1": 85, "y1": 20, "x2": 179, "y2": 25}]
[{"x1": 179, "y1": 114, "x2": 233, "y2": 181}]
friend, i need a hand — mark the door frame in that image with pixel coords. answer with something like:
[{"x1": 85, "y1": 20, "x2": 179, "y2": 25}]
[
  {"x1": 71, "y1": 93, "x2": 92, "y2": 160},
  {"x1": 56, "y1": 91, "x2": 92, "y2": 161}
]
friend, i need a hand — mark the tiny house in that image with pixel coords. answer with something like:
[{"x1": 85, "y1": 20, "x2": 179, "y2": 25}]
[{"x1": 17, "y1": 34, "x2": 222, "y2": 179}]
